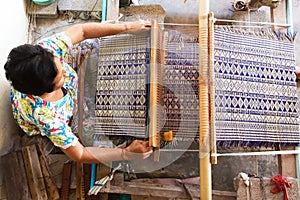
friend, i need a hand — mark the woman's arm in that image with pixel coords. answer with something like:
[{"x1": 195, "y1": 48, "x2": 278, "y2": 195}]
[
  {"x1": 64, "y1": 20, "x2": 151, "y2": 45},
  {"x1": 60, "y1": 140, "x2": 153, "y2": 164}
]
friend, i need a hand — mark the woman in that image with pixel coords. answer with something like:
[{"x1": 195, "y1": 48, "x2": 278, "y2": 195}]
[{"x1": 4, "y1": 20, "x2": 153, "y2": 163}]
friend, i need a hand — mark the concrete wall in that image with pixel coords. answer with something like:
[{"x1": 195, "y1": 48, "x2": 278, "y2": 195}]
[
  {"x1": 0, "y1": 0, "x2": 27, "y2": 198},
  {"x1": 0, "y1": 0, "x2": 27, "y2": 155},
  {"x1": 292, "y1": 0, "x2": 300, "y2": 66}
]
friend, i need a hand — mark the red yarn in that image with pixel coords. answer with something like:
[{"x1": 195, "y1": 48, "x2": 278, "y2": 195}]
[{"x1": 270, "y1": 174, "x2": 293, "y2": 200}]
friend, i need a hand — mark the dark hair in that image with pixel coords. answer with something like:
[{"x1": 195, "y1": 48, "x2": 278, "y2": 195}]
[{"x1": 4, "y1": 44, "x2": 57, "y2": 96}]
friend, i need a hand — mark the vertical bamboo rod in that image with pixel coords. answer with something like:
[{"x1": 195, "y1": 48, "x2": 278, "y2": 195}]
[
  {"x1": 149, "y1": 20, "x2": 160, "y2": 161},
  {"x1": 199, "y1": 0, "x2": 212, "y2": 199},
  {"x1": 208, "y1": 12, "x2": 217, "y2": 165},
  {"x1": 77, "y1": 55, "x2": 86, "y2": 141}
]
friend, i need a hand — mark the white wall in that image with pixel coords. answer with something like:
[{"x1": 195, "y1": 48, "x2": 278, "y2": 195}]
[
  {"x1": 0, "y1": 1, "x2": 27, "y2": 198},
  {"x1": 0, "y1": 0, "x2": 27, "y2": 155}
]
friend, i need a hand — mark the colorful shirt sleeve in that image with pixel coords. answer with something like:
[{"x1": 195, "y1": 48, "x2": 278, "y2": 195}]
[{"x1": 33, "y1": 104, "x2": 78, "y2": 149}]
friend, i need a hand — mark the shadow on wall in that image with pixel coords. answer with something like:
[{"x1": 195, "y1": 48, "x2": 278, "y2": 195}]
[{"x1": 137, "y1": 0, "x2": 236, "y2": 23}]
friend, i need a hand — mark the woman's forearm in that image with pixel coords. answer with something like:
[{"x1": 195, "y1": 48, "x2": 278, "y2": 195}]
[
  {"x1": 61, "y1": 142, "x2": 124, "y2": 163},
  {"x1": 61, "y1": 140, "x2": 152, "y2": 164},
  {"x1": 64, "y1": 20, "x2": 150, "y2": 45}
]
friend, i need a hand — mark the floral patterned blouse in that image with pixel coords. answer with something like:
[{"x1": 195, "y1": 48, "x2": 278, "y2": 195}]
[{"x1": 10, "y1": 32, "x2": 79, "y2": 149}]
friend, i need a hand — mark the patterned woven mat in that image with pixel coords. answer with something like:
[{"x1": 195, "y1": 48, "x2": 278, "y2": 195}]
[
  {"x1": 214, "y1": 27, "x2": 299, "y2": 147},
  {"x1": 95, "y1": 32, "x2": 150, "y2": 137},
  {"x1": 94, "y1": 27, "x2": 300, "y2": 147}
]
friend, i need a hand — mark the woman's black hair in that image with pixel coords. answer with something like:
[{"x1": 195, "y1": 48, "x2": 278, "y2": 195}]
[{"x1": 4, "y1": 44, "x2": 57, "y2": 96}]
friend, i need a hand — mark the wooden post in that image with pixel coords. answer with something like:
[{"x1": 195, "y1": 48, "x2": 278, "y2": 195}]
[{"x1": 199, "y1": 0, "x2": 212, "y2": 199}]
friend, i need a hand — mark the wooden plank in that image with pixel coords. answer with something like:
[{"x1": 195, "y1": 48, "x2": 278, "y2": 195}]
[
  {"x1": 101, "y1": 181, "x2": 188, "y2": 198},
  {"x1": 16, "y1": 151, "x2": 32, "y2": 199},
  {"x1": 76, "y1": 162, "x2": 83, "y2": 200},
  {"x1": 60, "y1": 161, "x2": 72, "y2": 200},
  {"x1": 83, "y1": 164, "x2": 92, "y2": 200},
  {"x1": 183, "y1": 184, "x2": 200, "y2": 200},
  {"x1": 22, "y1": 145, "x2": 48, "y2": 200},
  {"x1": 36, "y1": 144, "x2": 60, "y2": 200},
  {"x1": 101, "y1": 178, "x2": 236, "y2": 199},
  {"x1": 1, "y1": 151, "x2": 32, "y2": 200}
]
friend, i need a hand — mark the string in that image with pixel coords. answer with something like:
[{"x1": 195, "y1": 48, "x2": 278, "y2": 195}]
[{"x1": 158, "y1": 18, "x2": 291, "y2": 28}]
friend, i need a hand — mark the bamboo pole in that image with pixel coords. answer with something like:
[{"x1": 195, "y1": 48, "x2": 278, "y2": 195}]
[
  {"x1": 149, "y1": 20, "x2": 161, "y2": 161},
  {"x1": 199, "y1": 0, "x2": 212, "y2": 199},
  {"x1": 208, "y1": 12, "x2": 217, "y2": 165}
]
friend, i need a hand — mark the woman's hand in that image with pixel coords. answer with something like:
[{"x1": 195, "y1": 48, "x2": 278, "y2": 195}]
[
  {"x1": 123, "y1": 140, "x2": 153, "y2": 160},
  {"x1": 124, "y1": 20, "x2": 151, "y2": 32},
  {"x1": 296, "y1": 66, "x2": 300, "y2": 80}
]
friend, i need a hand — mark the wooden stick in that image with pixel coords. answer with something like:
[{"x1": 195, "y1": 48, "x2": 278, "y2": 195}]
[
  {"x1": 76, "y1": 162, "x2": 83, "y2": 200},
  {"x1": 36, "y1": 144, "x2": 60, "y2": 200},
  {"x1": 208, "y1": 12, "x2": 217, "y2": 165},
  {"x1": 22, "y1": 145, "x2": 48, "y2": 200},
  {"x1": 60, "y1": 161, "x2": 72, "y2": 200},
  {"x1": 77, "y1": 54, "x2": 87, "y2": 141},
  {"x1": 149, "y1": 19, "x2": 161, "y2": 162},
  {"x1": 199, "y1": 0, "x2": 212, "y2": 199},
  {"x1": 83, "y1": 164, "x2": 92, "y2": 200}
]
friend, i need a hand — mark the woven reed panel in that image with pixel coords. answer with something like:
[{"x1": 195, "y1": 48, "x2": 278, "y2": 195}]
[
  {"x1": 161, "y1": 29, "x2": 199, "y2": 139},
  {"x1": 95, "y1": 32, "x2": 150, "y2": 137},
  {"x1": 214, "y1": 28, "x2": 299, "y2": 146},
  {"x1": 94, "y1": 27, "x2": 300, "y2": 147}
]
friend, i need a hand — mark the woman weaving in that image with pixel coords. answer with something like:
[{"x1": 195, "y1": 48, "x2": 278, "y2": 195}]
[{"x1": 4, "y1": 20, "x2": 153, "y2": 163}]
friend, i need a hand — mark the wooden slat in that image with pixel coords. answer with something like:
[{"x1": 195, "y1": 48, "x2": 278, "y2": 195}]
[
  {"x1": 102, "y1": 178, "x2": 236, "y2": 199},
  {"x1": 83, "y1": 164, "x2": 92, "y2": 200},
  {"x1": 1, "y1": 151, "x2": 32, "y2": 200},
  {"x1": 183, "y1": 184, "x2": 200, "y2": 200},
  {"x1": 76, "y1": 162, "x2": 83, "y2": 200},
  {"x1": 36, "y1": 144, "x2": 60, "y2": 200},
  {"x1": 60, "y1": 161, "x2": 72, "y2": 200},
  {"x1": 17, "y1": 151, "x2": 32, "y2": 199},
  {"x1": 101, "y1": 181, "x2": 189, "y2": 198},
  {"x1": 22, "y1": 145, "x2": 48, "y2": 200}
]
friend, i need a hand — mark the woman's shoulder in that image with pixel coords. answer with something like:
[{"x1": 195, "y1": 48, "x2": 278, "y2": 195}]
[
  {"x1": 11, "y1": 88, "x2": 45, "y2": 106},
  {"x1": 37, "y1": 32, "x2": 73, "y2": 57}
]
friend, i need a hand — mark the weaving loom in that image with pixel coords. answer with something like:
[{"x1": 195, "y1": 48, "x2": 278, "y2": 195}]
[{"x1": 94, "y1": 23, "x2": 300, "y2": 149}]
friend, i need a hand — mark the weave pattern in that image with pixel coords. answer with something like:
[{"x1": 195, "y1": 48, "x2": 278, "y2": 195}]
[
  {"x1": 94, "y1": 27, "x2": 300, "y2": 147},
  {"x1": 95, "y1": 32, "x2": 150, "y2": 137},
  {"x1": 161, "y1": 30, "x2": 199, "y2": 139},
  {"x1": 214, "y1": 28, "x2": 299, "y2": 146}
]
